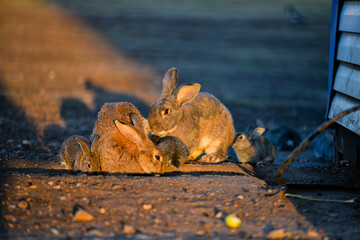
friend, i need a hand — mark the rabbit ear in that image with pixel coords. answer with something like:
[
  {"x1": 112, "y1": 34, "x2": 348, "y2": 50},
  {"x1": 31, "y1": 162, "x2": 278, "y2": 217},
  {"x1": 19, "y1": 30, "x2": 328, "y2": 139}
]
[
  {"x1": 114, "y1": 120, "x2": 145, "y2": 148},
  {"x1": 75, "y1": 137, "x2": 90, "y2": 155},
  {"x1": 245, "y1": 124, "x2": 256, "y2": 134},
  {"x1": 129, "y1": 113, "x2": 150, "y2": 136},
  {"x1": 174, "y1": 83, "x2": 201, "y2": 107},
  {"x1": 161, "y1": 68, "x2": 178, "y2": 98},
  {"x1": 129, "y1": 113, "x2": 143, "y2": 129},
  {"x1": 249, "y1": 127, "x2": 265, "y2": 140},
  {"x1": 90, "y1": 134, "x2": 100, "y2": 153}
]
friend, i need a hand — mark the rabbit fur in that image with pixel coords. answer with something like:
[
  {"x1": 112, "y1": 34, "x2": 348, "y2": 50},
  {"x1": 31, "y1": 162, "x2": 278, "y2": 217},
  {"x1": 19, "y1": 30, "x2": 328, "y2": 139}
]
[
  {"x1": 150, "y1": 135, "x2": 189, "y2": 170},
  {"x1": 148, "y1": 68, "x2": 235, "y2": 163},
  {"x1": 91, "y1": 102, "x2": 165, "y2": 173},
  {"x1": 232, "y1": 127, "x2": 275, "y2": 164},
  {"x1": 59, "y1": 135, "x2": 100, "y2": 172}
]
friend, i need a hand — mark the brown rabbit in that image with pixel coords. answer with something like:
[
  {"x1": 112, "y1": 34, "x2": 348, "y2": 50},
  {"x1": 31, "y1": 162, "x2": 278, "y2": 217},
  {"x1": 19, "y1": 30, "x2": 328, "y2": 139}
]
[
  {"x1": 59, "y1": 135, "x2": 100, "y2": 172},
  {"x1": 148, "y1": 68, "x2": 235, "y2": 163},
  {"x1": 232, "y1": 127, "x2": 275, "y2": 164},
  {"x1": 91, "y1": 102, "x2": 164, "y2": 173},
  {"x1": 149, "y1": 135, "x2": 189, "y2": 170}
]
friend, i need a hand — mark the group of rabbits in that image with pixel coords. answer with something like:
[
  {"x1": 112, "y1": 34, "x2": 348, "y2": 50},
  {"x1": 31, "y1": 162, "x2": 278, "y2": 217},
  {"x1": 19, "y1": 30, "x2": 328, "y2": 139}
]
[{"x1": 59, "y1": 68, "x2": 276, "y2": 173}]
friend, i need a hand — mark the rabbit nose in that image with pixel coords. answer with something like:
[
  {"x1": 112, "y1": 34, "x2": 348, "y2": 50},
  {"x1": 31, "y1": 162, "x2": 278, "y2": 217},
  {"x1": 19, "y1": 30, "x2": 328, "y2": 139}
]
[{"x1": 150, "y1": 122, "x2": 160, "y2": 132}]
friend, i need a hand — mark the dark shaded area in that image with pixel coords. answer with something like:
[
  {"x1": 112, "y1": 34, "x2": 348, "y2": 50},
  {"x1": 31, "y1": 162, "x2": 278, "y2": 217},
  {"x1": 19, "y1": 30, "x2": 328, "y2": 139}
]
[
  {"x1": 0, "y1": 76, "x2": 41, "y2": 237},
  {"x1": 43, "y1": 79, "x2": 151, "y2": 156},
  {"x1": 84, "y1": 78, "x2": 150, "y2": 116}
]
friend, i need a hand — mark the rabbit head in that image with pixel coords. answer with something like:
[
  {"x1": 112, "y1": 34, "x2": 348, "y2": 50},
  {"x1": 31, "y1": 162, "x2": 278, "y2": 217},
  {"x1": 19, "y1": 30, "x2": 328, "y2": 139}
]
[
  {"x1": 114, "y1": 113, "x2": 165, "y2": 173},
  {"x1": 150, "y1": 135, "x2": 189, "y2": 170},
  {"x1": 73, "y1": 135, "x2": 101, "y2": 172},
  {"x1": 148, "y1": 68, "x2": 201, "y2": 137},
  {"x1": 233, "y1": 127, "x2": 265, "y2": 150}
]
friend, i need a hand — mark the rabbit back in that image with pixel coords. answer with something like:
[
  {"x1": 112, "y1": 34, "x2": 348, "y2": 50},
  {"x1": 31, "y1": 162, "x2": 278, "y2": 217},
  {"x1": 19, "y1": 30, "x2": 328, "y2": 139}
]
[
  {"x1": 148, "y1": 68, "x2": 235, "y2": 163},
  {"x1": 253, "y1": 136, "x2": 276, "y2": 163},
  {"x1": 155, "y1": 136, "x2": 189, "y2": 169},
  {"x1": 232, "y1": 133, "x2": 275, "y2": 164},
  {"x1": 92, "y1": 102, "x2": 142, "y2": 172},
  {"x1": 150, "y1": 92, "x2": 235, "y2": 162},
  {"x1": 92, "y1": 102, "x2": 164, "y2": 173}
]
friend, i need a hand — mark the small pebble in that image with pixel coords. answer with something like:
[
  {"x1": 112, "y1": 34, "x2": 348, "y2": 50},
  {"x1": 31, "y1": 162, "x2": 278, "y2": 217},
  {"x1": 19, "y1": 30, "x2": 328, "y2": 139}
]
[
  {"x1": 87, "y1": 228, "x2": 106, "y2": 237},
  {"x1": 143, "y1": 204, "x2": 153, "y2": 210},
  {"x1": 307, "y1": 231, "x2": 319, "y2": 238},
  {"x1": 50, "y1": 227, "x2": 59, "y2": 235},
  {"x1": 48, "y1": 181, "x2": 54, "y2": 186},
  {"x1": 123, "y1": 224, "x2": 135, "y2": 234},
  {"x1": 266, "y1": 229, "x2": 289, "y2": 239},
  {"x1": 236, "y1": 195, "x2": 244, "y2": 199},
  {"x1": 214, "y1": 211, "x2": 224, "y2": 219},
  {"x1": 72, "y1": 209, "x2": 94, "y2": 222},
  {"x1": 21, "y1": 140, "x2": 31, "y2": 149},
  {"x1": 112, "y1": 185, "x2": 122, "y2": 190},
  {"x1": 17, "y1": 199, "x2": 29, "y2": 209},
  {"x1": 72, "y1": 204, "x2": 94, "y2": 222},
  {"x1": 202, "y1": 224, "x2": 212, "y2": 230},
  {"x1": 100, "y1": 208, "x2": 106, "y2": 214},
  {"x1": 8, "y1": 205, "x2": 16, "y2": 210}
]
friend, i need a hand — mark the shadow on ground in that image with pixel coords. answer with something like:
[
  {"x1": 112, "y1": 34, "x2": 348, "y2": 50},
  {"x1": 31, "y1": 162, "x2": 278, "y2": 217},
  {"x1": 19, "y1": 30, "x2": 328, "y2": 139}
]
[
  {"x1": 43, "y1": 79, "x2": 151, "y2": 155},
  {"x1": 0, "y1": 76, "x2": 39, "y2": 237}
]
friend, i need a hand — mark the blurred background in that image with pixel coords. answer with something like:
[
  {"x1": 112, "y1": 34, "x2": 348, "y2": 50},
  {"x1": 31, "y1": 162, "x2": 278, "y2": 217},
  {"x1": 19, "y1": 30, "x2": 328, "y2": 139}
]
[{"x1": 0, "y1": 0, "x2": 331, "y2": 155}]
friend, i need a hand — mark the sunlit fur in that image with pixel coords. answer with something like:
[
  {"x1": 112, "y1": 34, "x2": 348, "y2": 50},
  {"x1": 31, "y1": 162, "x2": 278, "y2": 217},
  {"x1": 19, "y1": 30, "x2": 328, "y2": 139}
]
[
  {"x1": 148, "y1": 68, "x2": 235, "y2": 163},
  {"x1": 232, "y1": 131, "x2": 275, "y2": 164},
  {"x1": 59, "y1": 135, "x2": 100, "y2": 172},
  {"x1": 91, "y1": 102, "x2": 164, "y2": 173}
]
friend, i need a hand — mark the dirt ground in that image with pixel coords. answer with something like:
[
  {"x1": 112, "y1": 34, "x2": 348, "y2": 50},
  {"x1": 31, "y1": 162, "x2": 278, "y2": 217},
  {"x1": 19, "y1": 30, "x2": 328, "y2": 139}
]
[{"x1": 1, "y1": 0, "x2": 360, "y2": 239}]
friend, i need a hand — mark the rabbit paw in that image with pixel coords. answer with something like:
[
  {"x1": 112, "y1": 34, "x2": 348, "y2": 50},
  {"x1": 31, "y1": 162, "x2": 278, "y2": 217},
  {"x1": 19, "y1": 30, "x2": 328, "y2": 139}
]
[{"x1": 199, "y1": 154, "x2": 223, "y2": 163}]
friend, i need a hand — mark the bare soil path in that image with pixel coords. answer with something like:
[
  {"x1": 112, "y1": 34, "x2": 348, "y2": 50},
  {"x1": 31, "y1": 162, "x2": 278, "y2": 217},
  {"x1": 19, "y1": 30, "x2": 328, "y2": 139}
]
[{"x1": 1, "y1": 0, "x2": 360, "y2": 239}]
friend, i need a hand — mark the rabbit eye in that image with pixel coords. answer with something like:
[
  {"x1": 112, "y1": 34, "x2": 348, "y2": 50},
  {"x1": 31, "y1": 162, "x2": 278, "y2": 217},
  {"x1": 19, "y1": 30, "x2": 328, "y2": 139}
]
[
  {"x1": 164, "y1": 109, "x2": 170, "y2": 115},
  {"x1": 87, "y1": 163, "x2": 91, "y2": 168},
  {"x1": 154, "y1": 155, "x2": 161, "y2": 161}
]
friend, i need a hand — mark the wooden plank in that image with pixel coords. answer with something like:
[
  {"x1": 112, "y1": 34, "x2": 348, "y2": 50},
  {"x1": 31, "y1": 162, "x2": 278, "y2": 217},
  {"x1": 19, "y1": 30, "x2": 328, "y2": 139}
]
[
  {"x1": 327, "y1": 0, "x2": 341, "y2": 118},
  {"x1": 328, "y1": 93, "x2": 360, "y2": 135},
  {"x1": 339, "y1": 1, "x2": 360, "y2": 34},
  {"x1": 337, "y1": 32, "x2": 360, "y2": 65},
  {"x1": 333, "y1": 62, "x2": 360, "y2": 100}
]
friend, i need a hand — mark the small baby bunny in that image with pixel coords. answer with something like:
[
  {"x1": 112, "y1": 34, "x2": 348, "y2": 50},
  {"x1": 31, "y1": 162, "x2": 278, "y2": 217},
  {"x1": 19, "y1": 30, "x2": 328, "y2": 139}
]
[
  {"x1": 232, "y1": 127, "x2": 275, "y2": 164},
  {"x1": 313, "y1": 130, "x2": 334, "y2": 162},
  {"x1": 148, "y1": 68, "x2": 235, "y2": 163},
  {"x1": 91, "y1": 102, "x2": 165, "y2": 173},
  {"x1": 59, "y1": 135, "x2": 100, "y2": 172},
  {"x1": 150, "y1": 135, "x2": 189, "y2": 170}
]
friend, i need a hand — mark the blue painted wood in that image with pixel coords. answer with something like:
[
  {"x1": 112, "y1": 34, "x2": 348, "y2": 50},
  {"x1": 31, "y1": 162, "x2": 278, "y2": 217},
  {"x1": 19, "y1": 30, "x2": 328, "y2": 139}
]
[
  {"x1": 326, "y1": 0, "x2": 341, "y2": 119},
  {"x1": 337, "y1": 32, "x2": 360, "y2": 65},
  {"x1": 339, "y1": 1, "x2": 360, "y2": 34},
  {"x1": 328, "y1": 93, "x2": 360, "y2": 135},
  {"x1": 333, "y1": 62, "x2": 360, "y2": 100}
]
